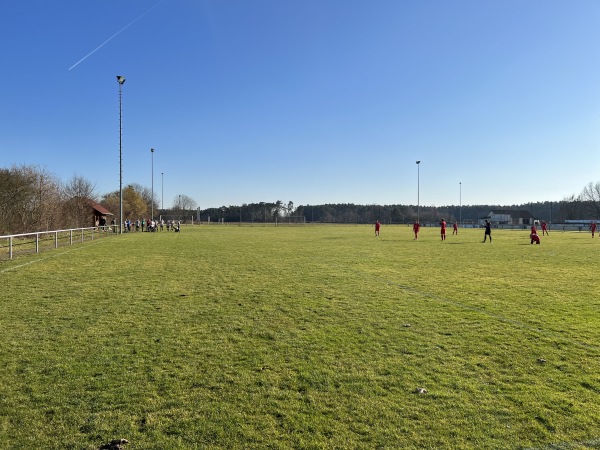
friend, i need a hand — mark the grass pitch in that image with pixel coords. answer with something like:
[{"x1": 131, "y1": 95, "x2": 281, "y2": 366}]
[{"x1": 0, "y1": 225, "x2": 598, "y2": 449}]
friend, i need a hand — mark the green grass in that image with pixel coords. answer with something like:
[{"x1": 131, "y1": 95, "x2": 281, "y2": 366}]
[{"x1": 0, "y1": 225, "x2": 599, "y2": 449}]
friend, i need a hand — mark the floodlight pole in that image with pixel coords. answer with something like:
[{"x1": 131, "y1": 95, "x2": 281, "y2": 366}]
[
  {"x1": 151, "y1": 148, "x2": 155, "y2": 221},
  {"x1": 416, "y1": 160, "x2": 421, "y2": 223},
  {"x1": 117, "y1": 75, "x2": 126, "y2": 234},
  {"x1": 161, "y1": 172, "x2": 164, "y2": 210}
]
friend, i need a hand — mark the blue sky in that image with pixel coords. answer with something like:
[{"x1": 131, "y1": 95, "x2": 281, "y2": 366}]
[{"x1": 1, "y1": 1, "x2": 599, "y2": 209}]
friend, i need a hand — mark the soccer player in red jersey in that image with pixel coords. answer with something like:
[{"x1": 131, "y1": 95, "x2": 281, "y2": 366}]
[
  {"x1": 590, "y1": 222, "x2": 597, "y2": 238},
  {"x1": 439, "y1": 218, "x2": 447, "y2": 241},
  {"x1": 375, "y1": 220, "x2": 381, "y2": 237},
  {"x1": 531, "y1": 224, "x2": 537, "y2": 235},
  {"x1": 541, "y1": 221, "x2": 549, "y2": 236},
  {"x1": 530, "y1": 231, "x2": 540, "y2": 244},
  {"x1": 452, "y1": 222, "x2": 458, "y2": 235},
  {"x1": 413, "y1": 221, "x2": 420, "y2": 240}
]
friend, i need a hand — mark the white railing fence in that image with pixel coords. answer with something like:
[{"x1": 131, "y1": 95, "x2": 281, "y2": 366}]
[{"x1": 0, "y1": 226, "x2": 118, "y2": 261}]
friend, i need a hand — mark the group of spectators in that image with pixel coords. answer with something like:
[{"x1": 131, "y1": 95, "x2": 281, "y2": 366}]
[{"x1": 122, "y1": 218, "x2": 181, "y2": 232}]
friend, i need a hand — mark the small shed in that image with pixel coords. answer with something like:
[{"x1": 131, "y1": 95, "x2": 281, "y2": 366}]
[
  {"x1": 88, "y1": 200, "x2": 113, "y2": 227},
  {"x1": 479, "y1": 210, "x2": 536, "y2": 226}
]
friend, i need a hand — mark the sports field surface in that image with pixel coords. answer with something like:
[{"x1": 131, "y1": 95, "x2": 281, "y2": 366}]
[{"x1": 0, "y1": 225, "x2": 598, "y2": 449}]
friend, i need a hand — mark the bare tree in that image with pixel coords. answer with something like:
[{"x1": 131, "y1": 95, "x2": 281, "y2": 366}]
[
  {"x1": 286, "y1": 201, "x2": 295, "y2": 216},
  {"x1": 273, "y1": 200, "x2": 283, "y2": 220},
  {"x1": 63, "y1": 174, "x2": 97, "y2": 200},
  {"x1": 173, "y1": 194, "x2": 196, "y2": 210},
  {"x1": 580, "y1": 182, "x2": 600, "y2": 218},
  {"x1": 0, "y1": 165, "x2": 62, "y2": 233},
  {"x1": 173, "y1": 194, "x2": 197, "y2": 220},
  {"x1": 0, "y1": 167, "x2": 33, "y2": 233},
  {"x1": 560, "y1": 194, "x2": 584, "y2": 220},
  {"x1": 62, "y1": 174, "x2": 98, "y2": 227},
  {"x1": 35, "y1": 168, "x2": 63, "y2": 230}
]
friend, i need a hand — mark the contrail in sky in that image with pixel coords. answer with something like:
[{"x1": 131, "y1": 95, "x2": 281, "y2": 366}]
[{"x1": 68, "y1": 0, "x2": 164, "y2": 71}]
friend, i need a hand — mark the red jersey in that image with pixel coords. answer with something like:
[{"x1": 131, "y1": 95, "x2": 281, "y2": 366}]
[
  {"x1": 440, "y1": 221, "x2": 446, "y2": 232},
  {"x1": 413, "y1": 222, "x2": 420, "y2": 232}
]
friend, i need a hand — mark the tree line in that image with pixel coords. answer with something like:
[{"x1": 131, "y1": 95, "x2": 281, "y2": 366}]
[
  {"x1": 199, "y1": 201, "x2": 560, "y2": 224},
  {"x1": 0, "y1": 165, "x2": 96, "y2": 234},
  {"x1": 196, "y1": 190, "x2": 600, "y2": 225},
  {"x1": 2, "y1": 164, "x2": 600, "y2": 234}
]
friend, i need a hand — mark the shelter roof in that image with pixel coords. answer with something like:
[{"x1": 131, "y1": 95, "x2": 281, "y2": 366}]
[{"x1": 88, "y1": 199, "x2": 113, "y2": 216}]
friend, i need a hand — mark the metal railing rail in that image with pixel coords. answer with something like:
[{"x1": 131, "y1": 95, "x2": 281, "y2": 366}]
[{"x1": 0, "y1": 226, "x2": 118, "y2": 260}]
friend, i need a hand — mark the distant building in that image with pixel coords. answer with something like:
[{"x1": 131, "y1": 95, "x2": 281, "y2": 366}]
[{"x1": 478, "y1": 210, "x2": 536, "y2": 227}]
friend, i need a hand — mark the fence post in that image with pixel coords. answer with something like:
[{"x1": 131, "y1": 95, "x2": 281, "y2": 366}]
[
  {"x1": 9, "y1": 236, "x2": 13, "y2": 259},
  {"x1": 55, "y1": 231, "x2": 58, "y2": 249},
  {"x1": 36, "y1": 233, "x2": 40, "y2": 254}
]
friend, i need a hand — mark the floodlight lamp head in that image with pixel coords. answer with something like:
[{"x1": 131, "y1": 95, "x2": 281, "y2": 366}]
[
  {"x1": 416, "y1": 160, "x2": 421, "y2": 164},
  {"x1": 151, "y1": 148, "x2": 154, "y2": 153},
  {"x1": 116, "y1": 75, "x2": 126, "y2": 85}
]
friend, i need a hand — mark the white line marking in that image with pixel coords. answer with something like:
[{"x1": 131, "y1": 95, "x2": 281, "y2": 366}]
[{"x1": 0, "y1": 239, "x2": 106, "y2": 273}]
